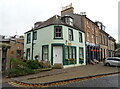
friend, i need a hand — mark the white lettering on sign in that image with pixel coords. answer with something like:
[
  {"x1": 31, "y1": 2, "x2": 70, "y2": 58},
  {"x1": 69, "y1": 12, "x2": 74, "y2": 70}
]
[{"x1": 62, "y1": 3, "x2": 72, "y2": 11}]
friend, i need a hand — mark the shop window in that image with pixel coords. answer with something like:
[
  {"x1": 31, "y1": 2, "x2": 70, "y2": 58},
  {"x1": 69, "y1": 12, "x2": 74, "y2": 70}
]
[
  {"x1": 79, "y1": 47, "x2": 84, "y2": 59},
  {"x1": 65, "y1": 46, "x2": 76, "y2": 59},
  {"x1": 72, "y1": 47, "x2": 76, "y2": 59},
  {"x1": 69, "y1": 47, "x2": 72, "y2": 59},
  {"x1": 65, "y1": 46, "x2": 68, "y2": 59}
]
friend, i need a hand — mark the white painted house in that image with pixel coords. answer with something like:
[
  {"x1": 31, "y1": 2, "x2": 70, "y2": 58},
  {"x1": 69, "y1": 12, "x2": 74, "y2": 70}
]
[{"x1": 24, "y1": 15, "x2": 86, "y2": 68}]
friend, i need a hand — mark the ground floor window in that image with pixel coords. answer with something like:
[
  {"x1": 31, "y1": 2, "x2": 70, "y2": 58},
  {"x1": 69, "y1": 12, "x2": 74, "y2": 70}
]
[
  {"x1": 64, "y1": 46, "x2": 76, "y2": 65},
  {"x1": 16, "y1": 50, "x2": 21, "y2": 56},
  {"x1": 79, "y1": 47, "x2": 84, "y2": 64},
  {"x1": 42, "y1": 45, "x2": 49, "y2": 61},
  {"x1": 65, "y1": 46, "x2": 68, "y2": 59},
  {"x1": 26, "y1": 48, "x2": 30, "y2": 60}
]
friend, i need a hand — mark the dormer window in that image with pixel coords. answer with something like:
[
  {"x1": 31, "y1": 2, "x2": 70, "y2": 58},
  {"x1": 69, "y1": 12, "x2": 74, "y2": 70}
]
[
  {"x1": 65, "y1": 17, "x2": 73, "y2": 26},
  {"x1": 102, "y1": 25, "x2": 105, "y2": 30},
  {"x1": 97, "y1": 22, "x2": 101, "y2": 29},
  {"x1": 61, "y1": 15, "x2": 73, "y2": 26}
]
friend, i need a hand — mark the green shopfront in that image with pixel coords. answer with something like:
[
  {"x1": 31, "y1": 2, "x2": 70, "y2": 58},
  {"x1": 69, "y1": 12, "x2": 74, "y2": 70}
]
[{"x1": 51, "y1": 43, "x2": 85, "y2": 67}]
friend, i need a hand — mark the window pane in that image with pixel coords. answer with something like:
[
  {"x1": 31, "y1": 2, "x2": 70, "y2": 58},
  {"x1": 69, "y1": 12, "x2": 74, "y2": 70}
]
[
  {"x1": 79, "y1": 32, "x2": 83, "y2": 42},
  {"x1": 69, "y1": 29, "x2": 73, "y2": 40},
  {"x1": 16, "y1": 50, "x2": 21, "y2": 56},
  {"x1": 43, "y1": 45, "x2": 49, "y2": 60},
  {"x1": 54, "y1": 26, "x2": 62, "y2": 38},
  {"x1": 27, "y1": 33, "x2": 31, "y2": 43},
  {"x1": 33, "y1": 31, "x2": 37, "y2": 40},
  {"x1": 59, "y1": 33, "x2": 61, "y2": 37},
  {"x1": 69, "y1": 47, "x2": 72, "y2": 59},
  {"x1": 65, "y1": 47, "x2": 68, "y2": 59},
  {"x1": 26, "y1": 48, "x2": 30, "y2": 60},
  {"x1": 72, "y1": 47, "x2": 76, "y2": 59},
  {"x1": 79, "y1": 48, "x2": 83, "y2": 58}
]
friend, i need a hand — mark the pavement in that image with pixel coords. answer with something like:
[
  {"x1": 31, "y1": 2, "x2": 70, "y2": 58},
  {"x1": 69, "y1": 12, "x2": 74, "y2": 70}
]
[{"x1": 2, "y1": 62, "x2": 120, "y2": 87}]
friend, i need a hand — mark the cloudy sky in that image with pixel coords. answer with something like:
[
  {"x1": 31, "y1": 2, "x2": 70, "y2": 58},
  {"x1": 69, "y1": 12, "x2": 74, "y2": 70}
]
[{"x1": 0, "y1": 0, "x2": 119, "y2": 42}]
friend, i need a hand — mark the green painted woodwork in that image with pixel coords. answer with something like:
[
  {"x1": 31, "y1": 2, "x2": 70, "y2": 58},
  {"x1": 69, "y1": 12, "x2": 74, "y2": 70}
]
[{"x1": 24, "y1": 24, "x2": 86, "y2": 67}]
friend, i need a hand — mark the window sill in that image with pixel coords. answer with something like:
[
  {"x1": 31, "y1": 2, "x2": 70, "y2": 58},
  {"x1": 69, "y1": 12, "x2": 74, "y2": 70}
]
[
  {"x1": 69, "y1": 40, "x2": 74, "y2": 41},
  {"x1": 54, "y1": 38, "x2": 63, "y2": 40}
]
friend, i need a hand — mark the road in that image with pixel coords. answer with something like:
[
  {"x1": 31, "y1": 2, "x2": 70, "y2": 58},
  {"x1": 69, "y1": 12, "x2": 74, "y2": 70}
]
[
  {"x1": 1, "y1": 74, "x2": 120, "y2": 88},
  {"x1": 50, "y1": 74, "x2": 120, "y2": 88}
]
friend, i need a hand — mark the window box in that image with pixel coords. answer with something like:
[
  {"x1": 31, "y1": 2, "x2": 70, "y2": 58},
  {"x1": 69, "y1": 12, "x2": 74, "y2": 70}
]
[
  {"x1": 79, "y1": 60, "x2": 84, "y2": 64},
  {"x1": 65, "y1": 58, "x2": 76, "y2": 65}
]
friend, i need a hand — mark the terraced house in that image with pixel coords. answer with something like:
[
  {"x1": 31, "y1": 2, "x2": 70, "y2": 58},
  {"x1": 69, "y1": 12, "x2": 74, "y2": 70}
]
[
  {"x1": 60, "y1": 4, "x2": 116, "y2": 64},
  {"x1": 24, "y1": 15, "x2": 86, "y2": 68},
  {"x1": 108, "y1": 36, "x2": 115, "y2": 57},
  {"x1": 24, "y1": 4, "x2": 116, "y2": 67},
  {"x1": 61, "y1": 5, "x2": 101, "y2": 64}
]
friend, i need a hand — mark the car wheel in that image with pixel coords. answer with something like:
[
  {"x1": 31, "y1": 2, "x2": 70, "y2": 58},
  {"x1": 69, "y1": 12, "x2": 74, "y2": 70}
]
[{"x1": 106, "y1": 63, "x2": 110, "y2": 66}]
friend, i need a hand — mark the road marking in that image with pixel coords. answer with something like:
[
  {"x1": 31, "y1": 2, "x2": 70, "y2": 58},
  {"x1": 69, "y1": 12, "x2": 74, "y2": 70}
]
[{"x1": 8, "y1": 82, "x2": 26, "y2": 87}]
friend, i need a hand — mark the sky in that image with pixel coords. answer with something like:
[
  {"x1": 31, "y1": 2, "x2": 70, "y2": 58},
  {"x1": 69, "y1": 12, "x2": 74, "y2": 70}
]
[{"x1": 0, "y1": 0, "x2": 119, "y2": 42}]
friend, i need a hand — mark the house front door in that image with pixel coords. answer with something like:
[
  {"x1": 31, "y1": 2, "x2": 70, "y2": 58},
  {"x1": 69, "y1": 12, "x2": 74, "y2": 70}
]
[{"x1": 53, "y1": 46, "x2": 62, "y2": 65}]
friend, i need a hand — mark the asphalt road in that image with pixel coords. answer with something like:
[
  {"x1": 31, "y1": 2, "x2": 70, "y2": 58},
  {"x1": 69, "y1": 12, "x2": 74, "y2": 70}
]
[
  {"x1": 50, "y1": 74, "x2": 120, "y2": 88},
  {"x1": 1, "y1": 74, "x2": 120, "y2": 89}
]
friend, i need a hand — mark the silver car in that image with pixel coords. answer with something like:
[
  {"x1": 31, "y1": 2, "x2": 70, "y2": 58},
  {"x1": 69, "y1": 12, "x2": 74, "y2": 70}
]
[{"x1": 104, "y1": 57, "x2": 120, "y2": 66}]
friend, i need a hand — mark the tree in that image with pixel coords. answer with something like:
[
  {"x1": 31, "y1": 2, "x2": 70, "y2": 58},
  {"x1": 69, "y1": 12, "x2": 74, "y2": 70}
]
[{"x1": 115, "y1": 43, "x2": 120, "y2": 49}]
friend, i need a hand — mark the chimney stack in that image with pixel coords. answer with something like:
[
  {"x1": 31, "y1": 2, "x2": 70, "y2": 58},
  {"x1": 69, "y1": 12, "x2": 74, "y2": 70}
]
[{"x1": 61, "y1": 3, "x2": 74, "y2": 17}]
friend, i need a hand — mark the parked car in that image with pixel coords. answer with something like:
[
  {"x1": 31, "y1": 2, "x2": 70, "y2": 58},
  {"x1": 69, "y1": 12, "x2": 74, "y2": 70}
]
[{"x1": 104, "y1": 57, "x2": 120, "y2": 67}]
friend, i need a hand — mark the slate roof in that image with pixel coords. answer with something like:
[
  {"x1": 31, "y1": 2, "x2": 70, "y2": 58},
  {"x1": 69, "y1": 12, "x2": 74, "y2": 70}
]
[{"x1": 25, "y1": 15, "x2": 84, "y2": 33}]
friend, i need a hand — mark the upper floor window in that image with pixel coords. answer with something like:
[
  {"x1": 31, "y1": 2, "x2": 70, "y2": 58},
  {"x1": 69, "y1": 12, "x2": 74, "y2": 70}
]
[
  {"x1": 96, "y1": 36, "x2": 99, "y2": 44},
  {"x1": 79, "y1": 32, "x2": 83, "y2": 43},
  {"x1": 100, "y1": 34, "x2": 102, "y2": 44},
  {"x1": 92, "y1": 34, "x2": 94, "y2": 43},
  {"x1": 91, "y1": 24, "x2": 94, "y2": 30},
  {"x1": 87, "y1": 32, "x2": 90, "y2": 41},
  {"x1": 54, "y1": 26, "x2": 63, "y2": 39},
  {"x1": 69, "y1": 29, "x2": 73, "y2": 41},
  {"x1": 103, "y1": 35, "x2": 105, "y2": 44},
  {"x1": 27, "y1": 33, "x2": 31, "y2": 44},
  {"x1": 87, "y1": 20, "x2": 90, "y2": 28},
  {"x1": 33, "y1": 31, "x2": 37, "y2": 40}
]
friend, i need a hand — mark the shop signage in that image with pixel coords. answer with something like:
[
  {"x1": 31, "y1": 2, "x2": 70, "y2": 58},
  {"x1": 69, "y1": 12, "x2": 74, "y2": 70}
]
[{"x1": 68, "y1": 42, "x2": 72, "y2": 46}]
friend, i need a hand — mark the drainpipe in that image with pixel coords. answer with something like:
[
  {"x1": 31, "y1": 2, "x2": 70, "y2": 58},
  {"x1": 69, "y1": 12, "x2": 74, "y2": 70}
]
[{"x1": 31, "y1": 28, "x2": 34, "y2": 60}]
